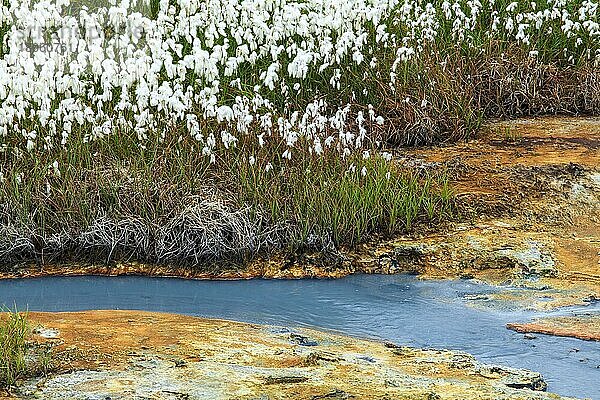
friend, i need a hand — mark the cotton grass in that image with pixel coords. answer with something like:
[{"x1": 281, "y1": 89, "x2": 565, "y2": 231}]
[
  {"x1": 0, "y1": 0, "x2": 598, "y2": 267},
  {"x1": 0, "y1": 0, "x2": 598, "y2": 158}
]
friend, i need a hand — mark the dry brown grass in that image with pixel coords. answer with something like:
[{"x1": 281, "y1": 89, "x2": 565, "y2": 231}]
[{"x1": 381, "y1": 47, "x2": 600, "y2": 146}]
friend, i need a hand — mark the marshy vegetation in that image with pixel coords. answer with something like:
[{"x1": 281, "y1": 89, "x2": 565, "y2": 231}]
[
  {"x1": 0, "y1": 0, "x2": 598, "y2": 267},
  {"x1": 0, "y1": 132, "x2": 455, "y2": 266}
]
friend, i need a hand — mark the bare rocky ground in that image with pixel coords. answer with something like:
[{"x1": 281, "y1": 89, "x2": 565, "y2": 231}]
[{"x1": 1, "y1": 310, "x2": 574, "y2": 400}]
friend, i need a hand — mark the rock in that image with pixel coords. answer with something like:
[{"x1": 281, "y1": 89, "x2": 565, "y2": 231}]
[
  {"x1": 173, "y1": 359, "x2": 187, "y2": 368},
  {"x1": 464, "y1": 294, "x2": 490, "y2": 301},
  {"x1": 477, "y1": 365, "x2": 547, "y2": 391},
  {"x1": 393, "y1": 243, "x2": 432, "y2": 259},
  {"x1": 311, "y1": 389, "x2": 354, "y2": 399},
  {"x1": 263, "y1": 375, "x2": 309, "y2": 384},
  {"x1": 304, "y1": 351, "x2": 340, "y2": 365},
  {"x1": 497, "y1": 240, "x2": 558, "y2": 277},
  {"x1": 290, "y1": 333, "x2": 318, "y2": 346},
  {"x1": 33, "y1": 327, "x2": 60, "y2": 339}
]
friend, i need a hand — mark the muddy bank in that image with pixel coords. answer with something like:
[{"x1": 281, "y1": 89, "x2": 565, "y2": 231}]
[
  {"x1": 0, "y1": 257, "x2": 354, "y2": 281},
  {"x1": 508, "y1": 315, "x2": 600, "y2": 342},
  {"x1": 2, "y1": 310, "x2": 573, "y2": 400}
]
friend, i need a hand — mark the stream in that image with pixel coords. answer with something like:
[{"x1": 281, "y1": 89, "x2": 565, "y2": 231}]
[{"x1": 1, "y1": 274, "x2": 598, "y2": 399}]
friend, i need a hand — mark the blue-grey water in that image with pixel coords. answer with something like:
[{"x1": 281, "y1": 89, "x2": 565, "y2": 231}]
[{"x1": 0, "y1": 274, "x2": 598, "y2": 399}]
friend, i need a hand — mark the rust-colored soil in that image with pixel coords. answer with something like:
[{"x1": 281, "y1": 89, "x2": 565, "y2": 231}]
[
  {"x1": 411, "y1": 117, "x2": 600, "y2": 194},
  {"x1": 507, "y1": 315, "x2": 600, "y2": 341},
  {"x1": 4, "y1": 310, "x2": 566, "y2": 399}
]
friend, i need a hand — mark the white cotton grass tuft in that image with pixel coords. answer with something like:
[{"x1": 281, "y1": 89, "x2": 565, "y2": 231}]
[{"x1": 0, "y1": 0, "x2": 596, "y2": 169}]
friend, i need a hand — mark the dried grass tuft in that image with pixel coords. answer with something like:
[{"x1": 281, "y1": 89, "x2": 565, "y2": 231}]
[
  {"x1": 155, "y1": 200, "x2": 262, "y2": 264},
  {"x1": 383, "y1": 50, "x2": 600, "y2": 146},
  {"x1": 0, "y1": 200, "x2": 284, "y2": 268},
  {"x1": 78, "y1": 217, "x2": 152, "y2": 263}
]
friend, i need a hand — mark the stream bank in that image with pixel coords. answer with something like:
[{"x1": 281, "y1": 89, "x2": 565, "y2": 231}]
[
  {"x1": 4, "y1": 310, "x2": 573, "y2": 400},
  {"x1": 2, "y1": 117, "x2": 598, "y2": 312}
]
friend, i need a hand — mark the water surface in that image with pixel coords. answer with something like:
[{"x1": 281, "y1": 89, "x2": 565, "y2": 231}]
[{"x1": 0, "y1": 274, "x2": 598, "y2": 399}]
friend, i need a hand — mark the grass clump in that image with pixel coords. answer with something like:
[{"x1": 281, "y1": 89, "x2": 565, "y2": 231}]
[
  {"x1": 0, "y1": 133, "x2": 455, "y2": 266},
  {"x1": 0, "y1": 308, "x2": 29, "y2": 388},
  {"x1": 0, "y1": 308, "x2": 53, "y2": 391},
  {"x1": 236, "y1": 153, "x2": 453, "y2": 248}
]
